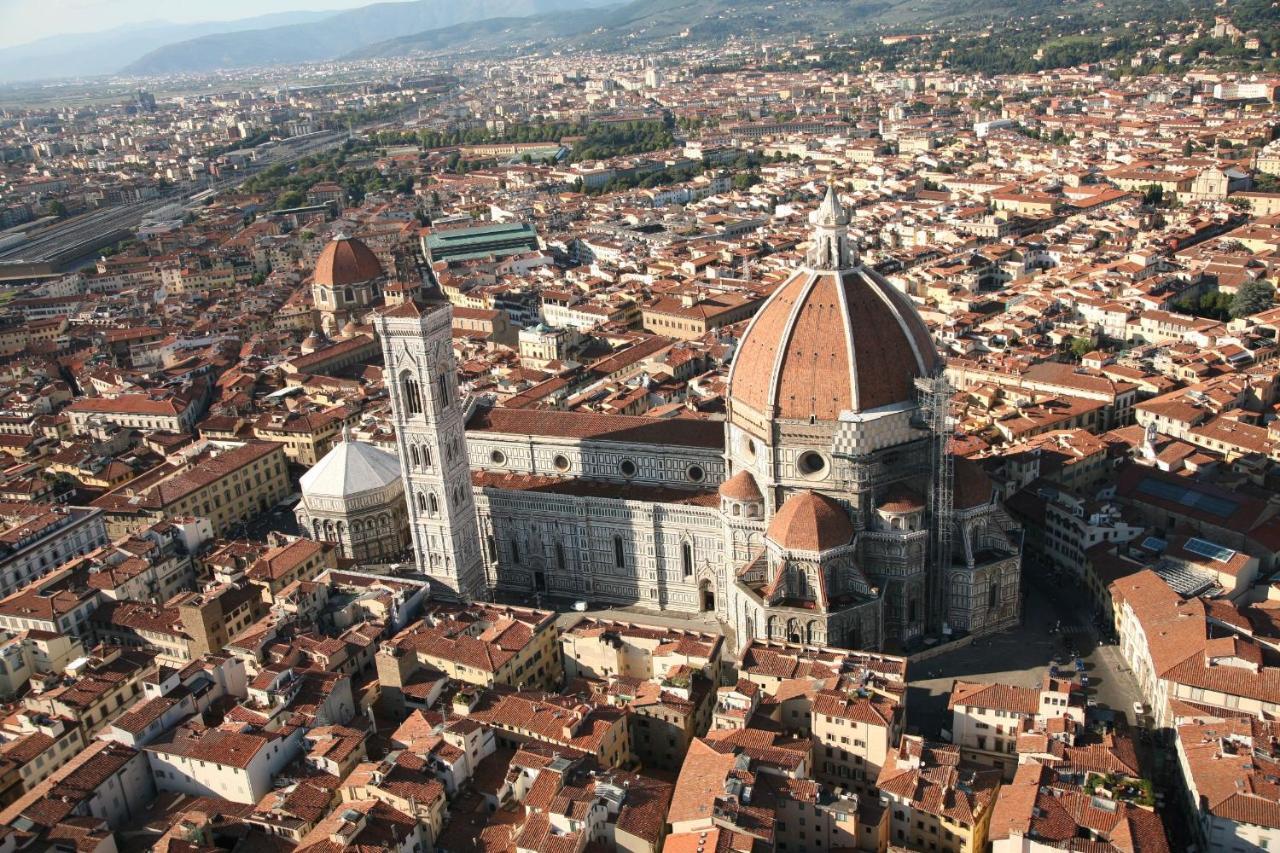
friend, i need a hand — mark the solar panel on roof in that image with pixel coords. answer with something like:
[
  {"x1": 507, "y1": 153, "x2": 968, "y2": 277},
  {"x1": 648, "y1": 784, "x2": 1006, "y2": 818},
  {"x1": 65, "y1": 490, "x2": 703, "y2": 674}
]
[
  {"x1": 1136, "y1": 478, "x2": 1239, "y2": 519},
  {"x1": 1184, "y1": 536, "x2": 1237, "y2": 563},
  {"x1": 1141, "y1": 536, "x2": 1167, "y2": 553}
]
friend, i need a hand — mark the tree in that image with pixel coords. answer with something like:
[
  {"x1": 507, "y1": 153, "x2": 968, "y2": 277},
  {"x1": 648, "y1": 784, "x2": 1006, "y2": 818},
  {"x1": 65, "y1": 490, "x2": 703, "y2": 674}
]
[
  {"x1": 1230, "y1": 280, "x2": 1275, "y2": 318},
  {"x1": 1069, "y1": 336, "x2": 1095, "y2": 360},
  {"x1": 277, "y1": 190, "x2": 305, "y2": 209},
  {"x1": 1142, "y1": 184, "x2": 1164, "y2": 206},
  {"x1": 733, "y1": 173, "x2": 762, "y2": 190},
  {"x1": 49, "y1": 200, "x2": 67, "y2": 218}
]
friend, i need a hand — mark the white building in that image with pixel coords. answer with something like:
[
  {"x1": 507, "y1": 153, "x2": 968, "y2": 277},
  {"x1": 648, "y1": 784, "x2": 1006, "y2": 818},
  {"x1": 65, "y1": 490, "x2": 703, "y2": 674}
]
[
  {"x1": 295, "y1": 426, "x2": 411, "y2": 563},
  {"x1": 350, "y1": 188, "x2": 1022, "y2": 652}
]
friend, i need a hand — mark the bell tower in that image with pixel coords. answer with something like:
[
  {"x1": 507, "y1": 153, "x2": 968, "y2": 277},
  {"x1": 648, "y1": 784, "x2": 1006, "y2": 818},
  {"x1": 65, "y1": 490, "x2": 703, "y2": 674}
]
[{"x1": 374, "y1": 301, "x2": 486, "y2": 601}]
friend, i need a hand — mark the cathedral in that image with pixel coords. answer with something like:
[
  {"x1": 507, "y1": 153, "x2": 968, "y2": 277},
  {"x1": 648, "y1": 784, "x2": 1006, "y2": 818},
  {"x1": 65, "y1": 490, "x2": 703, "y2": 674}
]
[{"x1": 339, "y1": 188, "x2": 1022, "y2": 652}]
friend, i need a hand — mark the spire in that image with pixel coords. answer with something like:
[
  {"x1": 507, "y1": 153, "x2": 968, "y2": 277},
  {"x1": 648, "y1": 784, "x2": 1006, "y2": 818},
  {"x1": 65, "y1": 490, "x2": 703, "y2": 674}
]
[
  {"x1": 815, "y1": 184, "x2": 849, "y2": 228},
  {"x1": 341, "y1": 423, "x2": 353, "y2": 444},
  {"x1": 807, "y1": 185, "x2": 857, "y2": 271}
]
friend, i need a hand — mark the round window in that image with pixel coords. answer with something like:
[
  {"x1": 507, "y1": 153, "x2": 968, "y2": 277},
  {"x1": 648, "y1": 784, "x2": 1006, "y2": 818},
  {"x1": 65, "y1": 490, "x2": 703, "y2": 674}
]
[
  {"x1": 553, "y1": 454, "x2": 571, "y2": 472},
  {"x1": 490, "y1": 450, "x2": 506, "y2": 466},
  {"x1": 687, "y1": 464, "x2": 706, "y2": 483},
  {"x1": 619, "y1": 459, "x2": 638, "y2": 477},
  {"x1": 797, "y1": 451, "x2": 829, "y2": 480},
  {"x1": 740, "y1": 434, "x2": 758, "y2": 461}
]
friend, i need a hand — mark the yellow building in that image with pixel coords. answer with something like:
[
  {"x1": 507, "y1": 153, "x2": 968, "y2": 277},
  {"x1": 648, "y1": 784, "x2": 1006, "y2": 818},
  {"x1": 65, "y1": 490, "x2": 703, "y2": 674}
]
[
  {"x1": 877, "y1": 735, "x2": 1002, "y2": 853},
  {"x1": 92, "y1": 441, "x2": 291, "y2": 539},
  {"x1": 376, "y1": 604, "x2": 561, "y2": 712}
]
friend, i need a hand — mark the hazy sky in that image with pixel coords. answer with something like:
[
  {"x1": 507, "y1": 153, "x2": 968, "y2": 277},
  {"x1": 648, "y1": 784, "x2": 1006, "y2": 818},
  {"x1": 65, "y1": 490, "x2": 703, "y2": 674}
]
[{"x1": 0, "y1": 0, "x2": 380, "y2": 47}]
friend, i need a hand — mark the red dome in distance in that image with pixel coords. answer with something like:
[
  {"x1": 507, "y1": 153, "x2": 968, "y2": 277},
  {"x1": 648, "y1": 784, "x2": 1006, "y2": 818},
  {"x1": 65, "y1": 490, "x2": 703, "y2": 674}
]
[{"x1": 314, "y1": 235, "x2": 383, "y2": 287}]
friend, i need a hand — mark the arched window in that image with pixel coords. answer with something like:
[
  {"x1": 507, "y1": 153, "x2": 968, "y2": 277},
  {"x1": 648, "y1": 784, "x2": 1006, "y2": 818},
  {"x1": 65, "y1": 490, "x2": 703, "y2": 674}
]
[
  {"x1": 428, "y1": 493, "x2": 439, "y2": 515},
  {"x1": 421, "y1": 445, "x2": 432, "y2": 468},
  {"x1": 556, "y1": 542, "x2": 566, "y2": 571},
  {"x1": 988, "y1": 579, "x2": 999, "y2": 610},
  {"x1": 511, "y1": 540, "x2": 521, "y2": 563},
  {"x1": 402, "y1": 375, "x2": 422, "y2": 416},
  {"x1": 613, "y1": 535, "x2": 625, "y2": 569},
  {"x1": 681, "y1": 542, "x2": 693, "y2": 578},
  {"x1": 344, "y1": 287, "x2": 355, "y2": 304},
  {"x1": 437, "y1": 372, "x2": 450, "y2": 407},
  {"x1": 415, "y1": 493, "x2": 426, "y2": 512},
  {"x1": 410, "y1": 445, "x2": 420, "y2": 467}
]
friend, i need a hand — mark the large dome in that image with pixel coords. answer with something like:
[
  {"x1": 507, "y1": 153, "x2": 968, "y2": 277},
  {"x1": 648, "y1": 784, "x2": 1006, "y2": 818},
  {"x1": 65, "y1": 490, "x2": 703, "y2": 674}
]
[
  {"x1": 300, "y1": 429, "x2": 402, "y2": 500},
  {"x1": 314, "y1": 234, "x2": 383, "y2": 288},
  {"x1": 728, "y1": 188, "x2": 938, "y2": 423}
]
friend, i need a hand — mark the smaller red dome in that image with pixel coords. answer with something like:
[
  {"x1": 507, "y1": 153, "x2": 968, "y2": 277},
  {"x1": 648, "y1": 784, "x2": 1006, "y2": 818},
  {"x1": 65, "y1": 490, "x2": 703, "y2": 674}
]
[
  {"x1": 720, "y1": 470, "x2": 763, "y2": 502},
  {"x1": 314, "y1": 235, "x2": 383, "y2": 287},
  {"x1": 767, "y1": 490, "x2": 854, "y2": 552}
]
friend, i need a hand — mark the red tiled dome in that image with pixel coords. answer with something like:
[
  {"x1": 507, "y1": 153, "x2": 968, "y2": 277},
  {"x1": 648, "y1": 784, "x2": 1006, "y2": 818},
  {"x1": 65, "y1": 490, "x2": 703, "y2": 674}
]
[
  {"x1": 879, "y1": 485, "x2": 925, "y2": 513},
  {"x1": 314, "y1": 235, "x2": 383, "y2": 287},
  {"x1": 719, "y1": 470, "x2": 763, "y2": 502},
  {"x1": 728, "y1": 265, "x2": 939, "y2": 423},
  {"x1": 767, "y1": 490, "x2": 854, "y2": 552}
]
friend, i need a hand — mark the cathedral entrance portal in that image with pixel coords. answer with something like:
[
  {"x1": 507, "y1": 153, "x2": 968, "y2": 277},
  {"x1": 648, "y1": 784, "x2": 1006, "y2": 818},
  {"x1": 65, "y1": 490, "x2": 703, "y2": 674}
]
[
  {"x1": 700, "y1": 580, "x2": 715, "y2": 613},
  {"x1": 534, "y1": 571, "x2": 546, "y2": 592}
]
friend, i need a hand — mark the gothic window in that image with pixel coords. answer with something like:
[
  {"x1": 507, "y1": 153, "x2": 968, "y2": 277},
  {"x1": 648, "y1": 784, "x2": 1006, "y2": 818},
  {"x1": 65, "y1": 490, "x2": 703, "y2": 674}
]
[
  {"x1": 613, "y1": 535, "x2": 625, "y2": 569},
  {"x1": 511, "y1": 540, "x2": 521, "y2": 564},
  {"x1": 422, "y1": 445, "x2": 432, "y2": 468},
  {"x1": 681, "y1": 542, "x2": 693, "y2": 578},
  {"x1": 428, "y1": 493, "x2": 439, "y2": 515},
  {"x1": 415, "y1": 493, "x2": 426, "y2": 512},
  {"x1": 410, "y1": 445, "x2": 419, "y2": 467},
  {"x1": 402, "y1": 374, "x2": 423, "y2": 416},
  {"x1": 988, "y1": 579, "x2": 999, "y2": 610},
  {"x1": 437, "y1": 371, "x2": 450, "y2": 407},
  {"x1": 556, "y1": 542, "x2": 566, "y2": 571}
]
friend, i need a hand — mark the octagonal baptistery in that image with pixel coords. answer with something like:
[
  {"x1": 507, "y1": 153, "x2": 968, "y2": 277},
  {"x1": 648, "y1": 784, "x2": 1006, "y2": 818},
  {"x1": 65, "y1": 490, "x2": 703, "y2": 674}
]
[
  {"x1": 296, "y1": 427, "x2": 410, "y2": 563},
  {"x1": 725, "y1": 186, "x2": 940, "y2": 509}
]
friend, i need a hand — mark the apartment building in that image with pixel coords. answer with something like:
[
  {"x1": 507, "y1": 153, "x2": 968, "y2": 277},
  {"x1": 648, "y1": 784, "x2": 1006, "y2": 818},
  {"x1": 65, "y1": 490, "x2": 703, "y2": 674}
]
[
  {"x1": 145, "y1": 722, "x2": 303, "y2": 805},
  {"x1": 0, "y1": 505, "x2": 107, "y2": 598},
  {"x1": 877, "y1": 736, "x2": 1003, "y2": 853},
  {"x1": 376, "y1": 604, "x2": 560, "y2": 712},
  {"x1": 948, "y1": 676, "x2": 1085, "y2": 779},
  {"x1": 92, "y1": 441, "x2": 290, "y2": 538}
]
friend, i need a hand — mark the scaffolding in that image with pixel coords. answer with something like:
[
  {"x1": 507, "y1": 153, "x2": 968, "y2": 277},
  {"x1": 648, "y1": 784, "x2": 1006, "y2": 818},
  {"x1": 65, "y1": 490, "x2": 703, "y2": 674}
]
[{"x1": 916, "y1": 373, "x2": 954, "y2": 634}]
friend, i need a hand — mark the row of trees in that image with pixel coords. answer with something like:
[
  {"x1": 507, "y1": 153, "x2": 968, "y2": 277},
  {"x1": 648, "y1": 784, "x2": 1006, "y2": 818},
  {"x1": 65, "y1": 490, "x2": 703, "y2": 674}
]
[{"x1": 1174, "y1": 281, "x2": 1275, "y2": 320}]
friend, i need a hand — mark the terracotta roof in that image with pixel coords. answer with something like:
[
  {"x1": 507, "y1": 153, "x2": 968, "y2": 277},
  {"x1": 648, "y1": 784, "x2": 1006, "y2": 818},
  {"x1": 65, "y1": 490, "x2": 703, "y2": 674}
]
[
  {"x1": 729, "y1": 266, "x2": 938, "y2": 421},
  {"x1": 718, "y1": 470, "x2": 763, "y2": 501},
  {"x1": 313, "y1": 236, "x2": 382, "y2": 287},
  {"x1": 766, "y1": 490, "x2": 854, "y2": 552},
  {"x1": 468, "y1": 406, "x2": 721, "y2": 449}
]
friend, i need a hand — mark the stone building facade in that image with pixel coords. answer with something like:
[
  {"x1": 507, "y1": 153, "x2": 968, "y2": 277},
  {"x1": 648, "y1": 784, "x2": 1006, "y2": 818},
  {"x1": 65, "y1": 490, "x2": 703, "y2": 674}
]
[{"x1": 346, "y1": 188, "x2": 1021, "y2": 652}]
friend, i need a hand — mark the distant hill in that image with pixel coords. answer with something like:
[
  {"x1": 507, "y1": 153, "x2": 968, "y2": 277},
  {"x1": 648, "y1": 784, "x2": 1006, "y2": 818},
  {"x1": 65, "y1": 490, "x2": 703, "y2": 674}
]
[
  {"x1": 0, "y1": 11, "x2": 332, "y2": 82},
  {"x1": 123, "y1": 0, "x2": 618, "y2": 75},
  {"x1": 346, "y1": 0, "x2": 1068, "y2": 59}
]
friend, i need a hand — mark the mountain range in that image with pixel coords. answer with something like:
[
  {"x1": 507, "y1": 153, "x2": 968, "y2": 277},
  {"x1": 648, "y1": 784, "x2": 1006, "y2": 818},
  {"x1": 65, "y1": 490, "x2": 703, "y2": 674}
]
[
  {"x1": 2, "y1": 0, "x2": 1158, "y2": 81},
  {"x1": 121, "y1": 0, "x2": 617, "y2": 75},
  {"x1": 346, "y1": 0, "x2": 1065, "y2": 60},
  {"x1": 0, "y1": 11, "x2": 333, "y2": 82}
]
